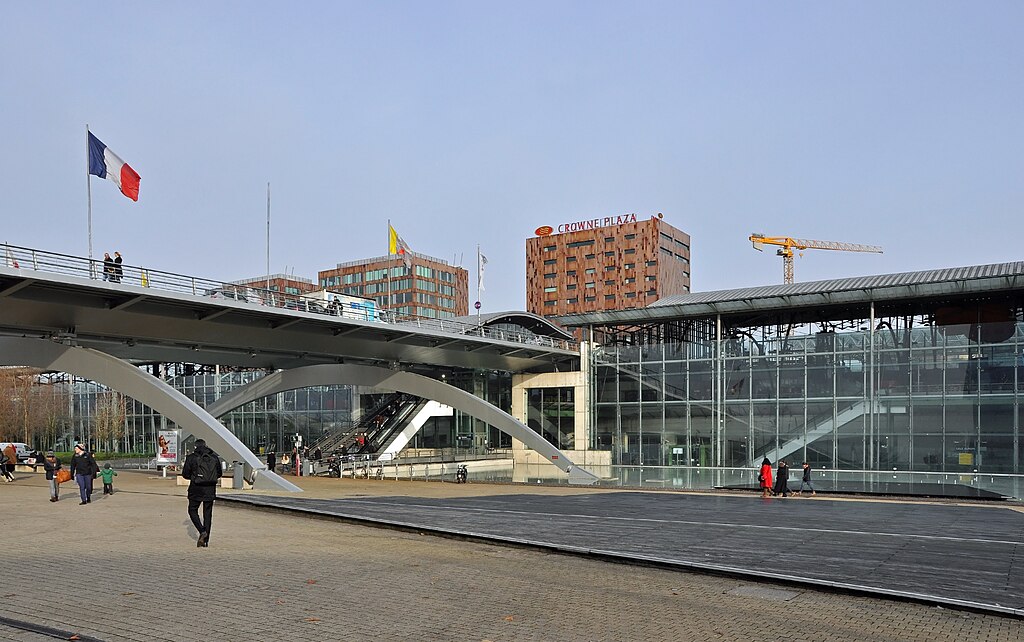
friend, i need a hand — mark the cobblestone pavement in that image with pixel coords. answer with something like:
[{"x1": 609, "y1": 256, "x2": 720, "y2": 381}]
[{"x1": 1, "y1": 471, "x2": 1021, "y2": 641}]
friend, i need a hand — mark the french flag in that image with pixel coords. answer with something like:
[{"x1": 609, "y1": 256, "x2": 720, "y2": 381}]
[{"x1": 88, "y1": 132, "x2": 141, "y2": 201}]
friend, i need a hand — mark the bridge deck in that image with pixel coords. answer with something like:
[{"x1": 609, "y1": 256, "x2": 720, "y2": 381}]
[{"x1": 221, "y1": 490, "x2": 1024, "y2": 617}]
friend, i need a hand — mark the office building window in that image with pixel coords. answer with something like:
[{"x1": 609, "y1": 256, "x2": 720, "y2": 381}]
[
  {"x1": 567, "y1": 284, "x2": 577, "y2": 291},
  {"x1": 544, "y1": 300, "x2": 555, "y2": 307},
  {"x1": 605, "y1": 280, "x2": 615, "y2": 286},
  {"x1": 605, "y1": 265, "x2": 616, "y2": 271},
  {"x1": 604, "y1": 236, "x2": 614, "y2": 243},
  {"x1": 624, "y1": 263, "x2": 635, "y2": 270},
  {"x1": 624, "y1": 248, "x2": 636, "y2": 255},
  {"x1": 585, "y1": 267, "x2": 596, "y2": 274},
  {"x1": 567, "y1": 256, "x2": 577, "y2": 262},
  {"x1": 625, "y1": 277, "x2": 636, "y2": 284},
  {"x1": 660, "y1": 232, "x2": 674, "y2": 243},
  {"x1": 604, "y1": 251, "x2": 615, "y2": 257},
  {"x1": 625, "y1": 234, "x2": 636, "y2": 240},
  {"x1": 647, "y1": 289, "x2": 657, "y2": 296},
  {"x1": 646, "y1": 275, "x2": 657, "y2": 281},
  {"x1": 415, "y1": 266, "x2": 434, "y2": 278},
  {"x1": 544, "y1": 272, "x2": 556, "y2": 279},
  {"x1": 625, "y1": 292, "x2": 636, "y2": 298},
  {"x1": 567, "y1": 240, "x2": 595, "y2": 248},
  {"x1": 567, "y1": 270, "x2": 577, "y2": 277},
  {"x1": 585, "y1": 295, "x2": 596, "y2": 302},
  {"x1": 567, "y1": 297, "x2": 578, "y2": 304},
  {"x1": 646, "y1": 260, "x2": 657, "y2": 267},
  {"x1": 543, "y1": 245, "x2": 556, "y2": 252},
  {"x1": 585, "y1": 253, "x2": 596, "y2": 259},
  {"x1": 544, "y1": 286, "x2": 557, "y2": 293},
  {"x1": 585, "y1": 282, "x2": 595, "y2": 288},
  {"x1": 604, "y1": 294, "x2": 615, "y2": 300},
  {"x1": 544, "y1": 259, "x2": 557, "y2": 265}
]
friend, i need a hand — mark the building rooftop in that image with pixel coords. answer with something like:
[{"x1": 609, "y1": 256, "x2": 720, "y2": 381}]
[{"x1": 557, "y1": 261, "x2": 1024, "y2": 327}]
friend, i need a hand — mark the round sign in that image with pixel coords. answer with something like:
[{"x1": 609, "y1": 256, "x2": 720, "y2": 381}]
[
  {"x1": 534, "y1": 225, "x2": 553, "y2": 236},
  {"x1": 474, "y1": 301, "x2": 481, "y2": 310}
]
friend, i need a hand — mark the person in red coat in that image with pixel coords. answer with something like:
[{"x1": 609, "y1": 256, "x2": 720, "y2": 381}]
[{"x1": 759, "y1": 457, "x2": 774, "y2": 498}]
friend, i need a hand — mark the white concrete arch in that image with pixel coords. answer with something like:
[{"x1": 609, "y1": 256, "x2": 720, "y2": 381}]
[
  {"x1": 0, "y1": 337, "x2": 300, "y2": 492},
  {"x1": 206, "y1": 364, "x2": 600, "y2": 485}
]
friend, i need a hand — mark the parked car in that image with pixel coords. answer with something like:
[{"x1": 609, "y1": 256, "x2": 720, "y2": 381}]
[
  {"x1": 206, "y1": 286, "x2": 265, "y2": 305},
  {"x1": 0, "y1": 442, "x2": 32, "y2": 462}
]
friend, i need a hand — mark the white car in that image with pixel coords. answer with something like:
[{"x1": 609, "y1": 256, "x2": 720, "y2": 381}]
[{"x1": 0, "y1": 442, "x2": 32, "y2": 462}]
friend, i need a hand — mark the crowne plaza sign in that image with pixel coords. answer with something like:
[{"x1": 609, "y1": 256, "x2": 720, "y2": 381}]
[{"x1": 534, "y1": 213, "x2": 638, "y2": 237}]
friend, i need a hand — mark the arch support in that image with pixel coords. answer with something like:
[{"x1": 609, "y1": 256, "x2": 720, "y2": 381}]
[
  {"x1": 207, "y1": 364, "x2": 600, "y2": 484},
  {"x1": 0, "y1": 337, "x2": 300, "y2": 492}
]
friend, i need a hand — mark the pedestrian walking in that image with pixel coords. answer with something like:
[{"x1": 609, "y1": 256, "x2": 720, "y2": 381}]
[
  {"x1": 773, "y1": 459, "x2": 793, "y2": 498},
  {"x1": 2, "y1": 443, "x2": 16, "y2": 482},
  {"x1": 182, "y1": 439, "x2": 222, "y2": 547},
  {"x1": 102, "y1": 252, "x2": 114, "y2": 281},
  {"x1": 98, "y1": 463, "x2": 118, "y2": 494},
  {"x1": 70, "y1": 443, "x2": 99, "y2": 505},
  {"x1": 113, "y1": 251, "x2": 123, "y2": 283},
  {"x1": 266, "y1": 450, "x2": 276, "y2": 474},
  {"x1": 758, "y1": 457, "x2": 773, "y2": 498},
  {"x1": 43, "y1": 452, "x2": 62, "y2": 502},
  {"x1": 797, "y1": 462, "x2": 817, "y2": 496}
]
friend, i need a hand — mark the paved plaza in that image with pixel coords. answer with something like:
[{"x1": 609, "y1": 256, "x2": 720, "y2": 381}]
[{"x1": 0, "y1": 470, "x2": 1022, "y2": 641}]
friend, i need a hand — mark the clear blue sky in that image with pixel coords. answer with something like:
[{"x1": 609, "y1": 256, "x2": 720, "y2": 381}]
[{"x1": 2, "y1": 2, "x2": 1021, "y2": 312}]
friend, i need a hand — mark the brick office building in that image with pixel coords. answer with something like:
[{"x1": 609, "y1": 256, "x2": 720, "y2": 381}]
[
  {"x1": 526, "y1": 213, "x2": 691, "y2": 318},
  {"x1": 233, "y1": 274, "x2": 319, "y2": 296},
  {"x1": 318, "y1": 252, "x2": 469, "y2": 320}
]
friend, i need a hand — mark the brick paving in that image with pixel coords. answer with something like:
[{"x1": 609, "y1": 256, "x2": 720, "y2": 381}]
[{"x1": 0, "y1": 471, "x2": 1021, "y2": 641}]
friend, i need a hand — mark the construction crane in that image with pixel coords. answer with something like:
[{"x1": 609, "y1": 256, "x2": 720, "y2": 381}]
[{"x1": 749, "y1": 233, "x2": 883, "y2": 284}]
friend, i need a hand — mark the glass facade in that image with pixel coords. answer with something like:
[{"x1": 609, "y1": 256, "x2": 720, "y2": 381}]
[
  {"x1": 64, "y1": 369, "x2": 353, "y2": 456},
  {"x1": 590, "y1": 311, "x2": 1024, "y2": 489}
]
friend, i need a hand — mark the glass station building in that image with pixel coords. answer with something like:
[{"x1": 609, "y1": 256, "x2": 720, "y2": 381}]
[{"x1": 558, "y1": 261, "x2": 1024, "y2": 497}]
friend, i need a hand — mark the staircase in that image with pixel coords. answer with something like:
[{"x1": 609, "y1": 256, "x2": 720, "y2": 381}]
[{"x1": 750, "y1": 400, "x2": 872, "y2": 468}]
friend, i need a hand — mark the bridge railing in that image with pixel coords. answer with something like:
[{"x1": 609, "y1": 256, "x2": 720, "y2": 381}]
[{"x1": 1, "y1": 243, "x2": 577, "y2": 351}]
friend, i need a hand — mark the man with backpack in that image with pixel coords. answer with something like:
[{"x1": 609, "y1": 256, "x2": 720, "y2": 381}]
[{"x1": 181, "y1": 439, "x2": 223, "y2": 548}]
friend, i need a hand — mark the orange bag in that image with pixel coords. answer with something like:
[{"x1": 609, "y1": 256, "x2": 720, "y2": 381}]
[{"x1": 55, "y1": 469, "x2": 71, "y2": 484}]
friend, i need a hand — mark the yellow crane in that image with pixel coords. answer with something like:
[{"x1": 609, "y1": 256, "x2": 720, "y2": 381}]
[{"x1": 749, "y1": 233, "x2": 883, "y2": 284}]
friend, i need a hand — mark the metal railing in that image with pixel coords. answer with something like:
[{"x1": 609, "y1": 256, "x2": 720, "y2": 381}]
[{"x1": 1, "y1": 243, "x2": 577, "y2": 351}]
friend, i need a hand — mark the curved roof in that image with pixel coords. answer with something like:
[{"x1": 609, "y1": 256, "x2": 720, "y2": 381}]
[
  {"x1": 448, "y1": 311, "x2": 575, "y2": 341},
  {"x1": 558, "y1": 261, "x2": 1024, "y2": 327}
]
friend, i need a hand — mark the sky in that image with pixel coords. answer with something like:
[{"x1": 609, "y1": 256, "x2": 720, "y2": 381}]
[{"x1": 1, "y1": 2, "x2": 1021, "y2": 313}]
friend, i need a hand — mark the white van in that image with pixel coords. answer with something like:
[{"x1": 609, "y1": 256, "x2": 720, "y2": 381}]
[{"x1": 0, "y1": 442, "x2": 32, "y2": 462}]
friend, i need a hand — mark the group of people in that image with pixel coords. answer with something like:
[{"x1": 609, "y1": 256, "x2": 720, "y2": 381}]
[
  {"x1": 101, "y1": 251, "x2": 123, "y2": 282},
  {"x1": 758, "y1": 458, "x2": 816, "y2": 498}
]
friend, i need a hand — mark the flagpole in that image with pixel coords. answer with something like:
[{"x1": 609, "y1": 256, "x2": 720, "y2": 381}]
[
  {"x1": 476, "y1": 244, "x2": 481, "y2": 324},
  {"x1": 86, "y1": 124, "x2": 94, "y2": 278},
  {"x1": 266, "y1": 182, "x2": 271, "y2": 293},
  {"x1": 387, "y1": 219, "x2": 393, "y2": 313}
]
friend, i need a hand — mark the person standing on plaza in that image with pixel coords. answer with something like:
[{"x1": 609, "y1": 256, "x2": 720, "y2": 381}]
[
  {"x1": 43, "y1": 451, "x2": 62, "y2": 502},
  {"x1": 266, "y1": 449, "x2": 276, "y2": 474},
  {"x1": 102, "y1": 252, "x2": 114, "y2": 281},
  {"x1": 70, "y1": 444, "x2": 98, "y2": 505},
  {"x1": 758, "y1": 457, "x2": 773, "y2": 498},
  {"x1": 98, "y1": 463, "x2": 118, "y2": 495},
  {"x1": 2, "y1": 443, "x2": 18, "y2": 482},
  {"x1": 797, "y1": 462, "x2": 816, "y2": 496},
  {"x1": 773, "y1": 459, "x2": 793, "y2": 498},
  {"x1": 181, "y1": 439, "x2": 222, "y2": 547}
]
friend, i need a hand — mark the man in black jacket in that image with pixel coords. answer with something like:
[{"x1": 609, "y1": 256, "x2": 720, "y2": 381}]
[
  {"x1": 70, "y1": 444, "x2": 98, "y2": 505},
  {"x1": 182, "y1": 439, "x2": 222, "y2": 548}
]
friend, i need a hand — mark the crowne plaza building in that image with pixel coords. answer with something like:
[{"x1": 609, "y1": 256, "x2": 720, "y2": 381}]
[{"x1": 526, "y1": 213, "x2": 691, "y2": 319}]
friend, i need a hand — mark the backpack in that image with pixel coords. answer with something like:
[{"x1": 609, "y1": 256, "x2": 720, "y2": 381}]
[{"x1": 192, "y1": 451, "x2": 222, "y2": 484}]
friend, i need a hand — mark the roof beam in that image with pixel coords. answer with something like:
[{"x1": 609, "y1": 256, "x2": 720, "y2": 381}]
[{"x1": 0, "y1": 279, "x2": 35, "y2": 297}]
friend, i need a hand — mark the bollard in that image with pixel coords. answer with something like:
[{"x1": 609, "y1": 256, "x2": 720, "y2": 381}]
[{"x1": 233, "y1": 461, "x2": 244, "y2": 489}]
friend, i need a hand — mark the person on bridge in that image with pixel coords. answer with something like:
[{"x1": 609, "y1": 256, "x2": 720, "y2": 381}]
[
  {"x1": 182, "y1": 439, "x2": 223, "y2": 548},
  {"x1": 758, "y1": 457, "x2": 773, "y2": 498},
  {"x1": 113, "y1": 251, "x2": 123, "y2": 283},
  {"x1": 102, "y1": 253, "x2": 114, "y2": 281},
  {"x1": 70, "y1": 444, "x2": 99, "y2": 504}
]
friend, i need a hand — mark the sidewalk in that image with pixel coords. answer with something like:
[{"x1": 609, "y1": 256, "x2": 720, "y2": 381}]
[{"x1": 0, "y1": 470, "x2": 1021, "y2": 641}]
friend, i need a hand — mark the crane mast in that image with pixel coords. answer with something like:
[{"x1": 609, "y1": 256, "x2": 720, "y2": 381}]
[{"x1": 749, "y1": 233, "x2": 883, "y2": 284}]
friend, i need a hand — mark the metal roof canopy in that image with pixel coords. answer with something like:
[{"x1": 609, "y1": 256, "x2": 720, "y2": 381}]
[
  {"x1": 0, "y1": 266, "x2": 578, "y2": 374},
  {"x1": 558, "y1": 261, "x2": 1024, "y2": 328}
]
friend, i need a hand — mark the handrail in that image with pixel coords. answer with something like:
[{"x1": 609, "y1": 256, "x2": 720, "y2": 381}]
[{"x1": 1, "y1": 242, "x2": 577, "y2": 352}]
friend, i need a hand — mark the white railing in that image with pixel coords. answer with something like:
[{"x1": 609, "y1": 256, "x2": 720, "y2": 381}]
[{"x1": 1, "y1": 243, "x2": 577, "y2": 351}]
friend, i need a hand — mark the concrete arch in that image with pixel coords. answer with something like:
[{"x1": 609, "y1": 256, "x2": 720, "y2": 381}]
[
  {"x1": 0, "y1": 337, "x2": 300, "y2": 492},
  {"x1": 206, "y1": 364, "x2": 600, "y2": 485}
]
